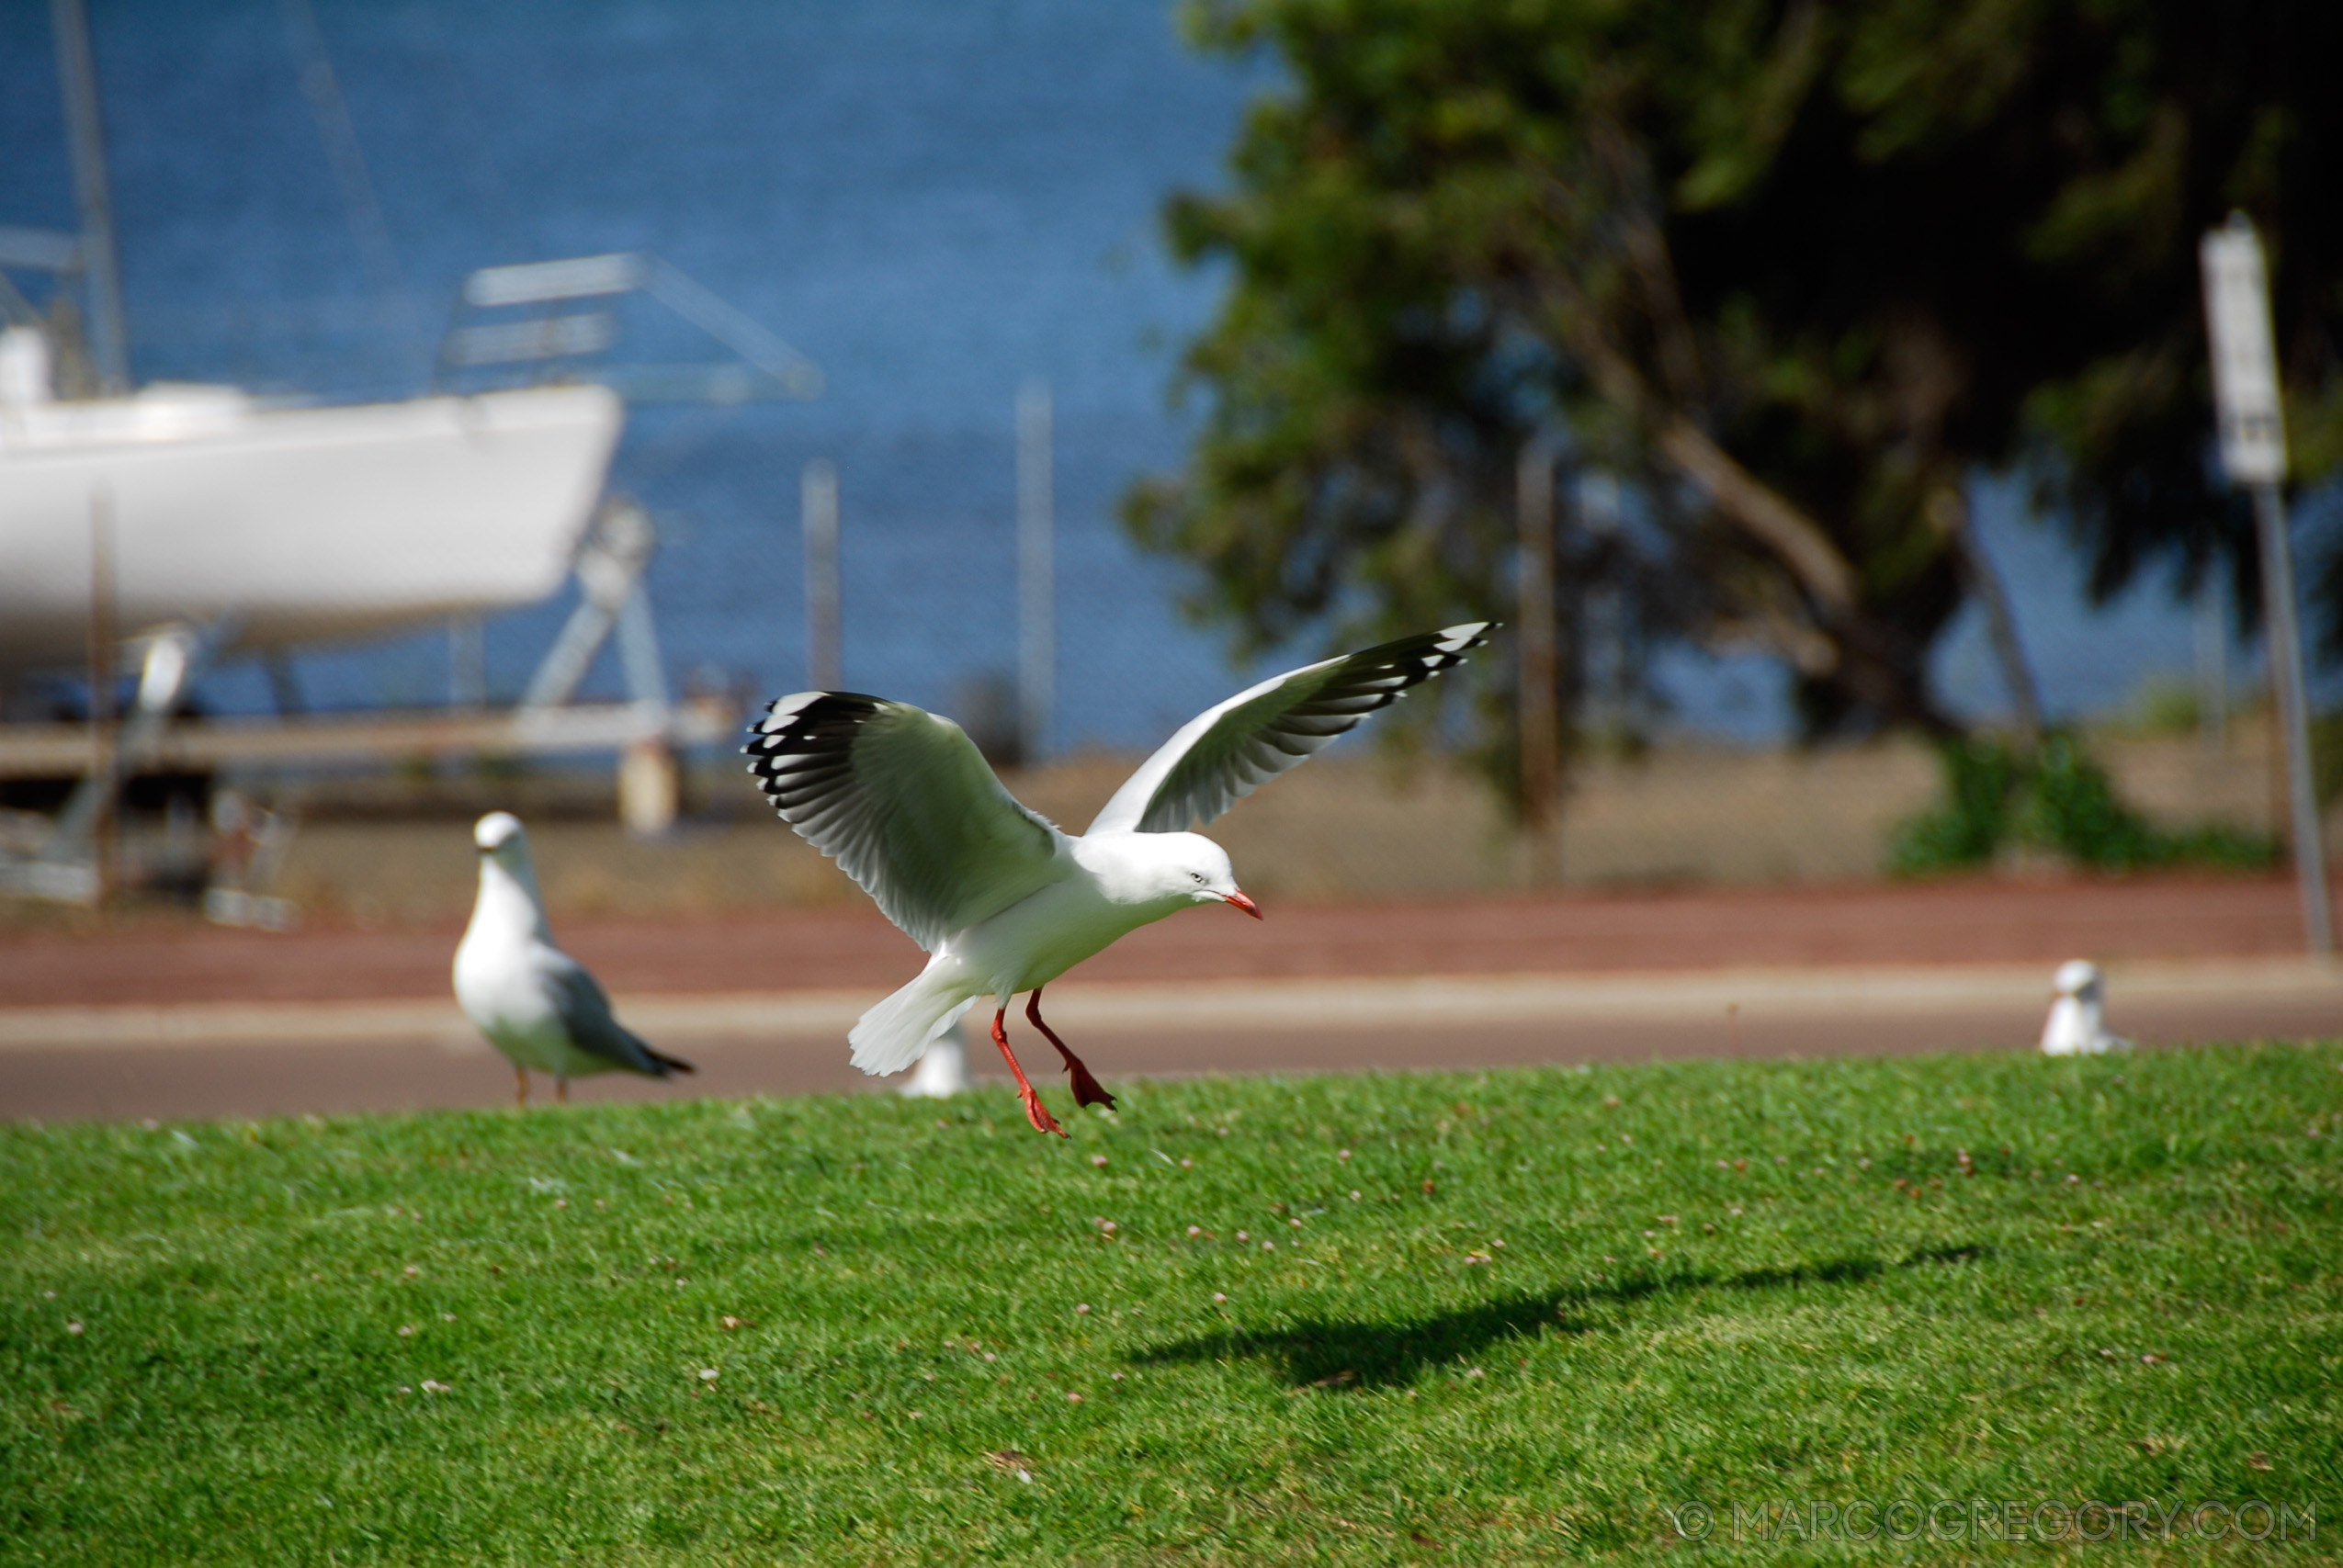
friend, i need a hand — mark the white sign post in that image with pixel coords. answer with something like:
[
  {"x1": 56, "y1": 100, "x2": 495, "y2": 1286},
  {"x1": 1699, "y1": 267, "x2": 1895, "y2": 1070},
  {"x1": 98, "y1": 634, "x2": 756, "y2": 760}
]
[
  {"x1": 2202, "y1": 213, "x2": 2331, "y2": 955},
  {"x1": 802, "y1": 459, "x2": 842, "y2": 691},
  {"x1": 1017, "y1": 381, "x2": 1055, "y2": 767}
]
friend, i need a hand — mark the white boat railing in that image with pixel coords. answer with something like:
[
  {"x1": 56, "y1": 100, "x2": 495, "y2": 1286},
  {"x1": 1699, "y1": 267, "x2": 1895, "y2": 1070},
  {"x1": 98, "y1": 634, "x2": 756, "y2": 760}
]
[{"x1": 436, "y1": 251, "x2": 824, "y2": 405}]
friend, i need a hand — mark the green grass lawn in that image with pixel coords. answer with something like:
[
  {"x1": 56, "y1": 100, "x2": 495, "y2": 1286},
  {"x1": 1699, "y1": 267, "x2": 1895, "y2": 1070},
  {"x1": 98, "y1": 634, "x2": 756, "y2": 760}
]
[{"x1": 5, "y1": 1043, "x2": 2339, "y2": 1564}]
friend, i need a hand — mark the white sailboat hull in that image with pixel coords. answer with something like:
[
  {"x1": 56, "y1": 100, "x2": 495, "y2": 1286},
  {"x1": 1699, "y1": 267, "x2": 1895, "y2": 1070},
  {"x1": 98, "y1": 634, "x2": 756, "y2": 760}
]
[{"x1": 0, "y1": 382, "x2": 623, "y2": 673}]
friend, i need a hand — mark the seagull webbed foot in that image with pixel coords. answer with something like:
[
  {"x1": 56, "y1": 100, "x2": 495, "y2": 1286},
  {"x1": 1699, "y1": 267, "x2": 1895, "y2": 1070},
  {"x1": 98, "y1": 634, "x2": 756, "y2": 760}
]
[
  {"x1": 1061, "y1": 1057, "x2": 1118, "y2": 1112},
  {"x1": 1016, "y1": 1083, "x2": 1068, "y2": 1137},
  {"x1": 990, "y1": 1006, "x2": 1068, "y2": 1138},
  {"x1": 1026, "y1": 988, "x2": 1116, "y2": 1111}
]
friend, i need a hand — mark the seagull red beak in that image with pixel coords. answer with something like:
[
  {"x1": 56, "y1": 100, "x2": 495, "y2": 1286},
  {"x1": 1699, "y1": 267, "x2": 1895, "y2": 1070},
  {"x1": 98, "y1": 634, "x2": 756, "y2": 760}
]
[{"x1": 1223, "y1": 889, "x2": 1262, "y2": 919}]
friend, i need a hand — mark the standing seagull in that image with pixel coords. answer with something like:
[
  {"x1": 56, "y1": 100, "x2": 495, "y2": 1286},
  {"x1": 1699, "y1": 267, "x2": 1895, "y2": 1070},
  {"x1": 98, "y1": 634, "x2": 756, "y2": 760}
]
[
  {"x1": 2040, "y1": 959, "x2": 2134, "y2": 1055},
  {"x1": 453, "y1": 811, "x2": 696, "y2": 1105},
  {"x1": 899, "y1": 1026, "x2": 972, "y2": 1100},
  {"x1": 744, "y1": 624, "x2": 1490, "y2": 1134}
]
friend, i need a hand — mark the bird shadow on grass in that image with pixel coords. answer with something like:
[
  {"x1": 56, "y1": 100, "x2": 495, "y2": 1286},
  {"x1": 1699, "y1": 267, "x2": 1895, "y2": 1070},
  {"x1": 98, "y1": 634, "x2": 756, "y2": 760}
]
[{"x1": 1130, "y1": 1246, "x2": 1989, "y2": 1391}]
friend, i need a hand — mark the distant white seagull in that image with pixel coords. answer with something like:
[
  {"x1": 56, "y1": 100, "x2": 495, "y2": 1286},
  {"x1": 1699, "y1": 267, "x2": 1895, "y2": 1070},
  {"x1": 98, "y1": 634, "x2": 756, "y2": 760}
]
[
  {"x1": 454, "y1": 811, "x2": 696, "y2": 1105},
  {"x1": 899, "y1": 1029, "x2": 972, "y2": 1100},
  {"x1": 744, "y1": 624, "x2": 1491, "y2": 1134},
  {"x1": 2040, "y1": 959, "x2": 2133, "y2": 1055}
]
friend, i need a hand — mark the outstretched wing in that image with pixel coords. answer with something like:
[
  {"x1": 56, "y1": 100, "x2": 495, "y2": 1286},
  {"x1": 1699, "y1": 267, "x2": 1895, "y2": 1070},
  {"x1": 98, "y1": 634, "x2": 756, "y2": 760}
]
[
  {"x1": 538, "y1": 951, "x2": 689, "y2": 1077},
  {"x1": 743, "y1": 692, "x2": 1067, "y2": 950},
  {"x1": 1088, "y1": 623, "x2": 1491, "y2": 836}
]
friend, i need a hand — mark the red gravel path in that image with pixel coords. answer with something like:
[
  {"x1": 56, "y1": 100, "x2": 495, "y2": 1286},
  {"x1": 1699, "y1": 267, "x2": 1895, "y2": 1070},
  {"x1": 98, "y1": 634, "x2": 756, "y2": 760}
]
[{"x1": 0, "y1": 874, "x2": 2315, "y2": 1009}]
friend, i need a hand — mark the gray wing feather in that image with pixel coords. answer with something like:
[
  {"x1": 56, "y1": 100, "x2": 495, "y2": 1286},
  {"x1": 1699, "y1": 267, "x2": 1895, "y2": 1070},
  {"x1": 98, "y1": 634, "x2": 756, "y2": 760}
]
[
  {"x1": 539, "y1": 953, "x2": 673, "y2": 1077},
  {"x1": 742, "y1": 692, "x2": 1067, "y2": 950},
  {"x1": 1088, "y1": 623, "x2": 1491, "y2": 836}
]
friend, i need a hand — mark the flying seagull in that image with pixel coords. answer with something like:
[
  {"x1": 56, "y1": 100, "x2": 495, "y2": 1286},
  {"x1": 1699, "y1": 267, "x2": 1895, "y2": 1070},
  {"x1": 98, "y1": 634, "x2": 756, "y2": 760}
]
[
  {"x1": 453, "y1": 811, "x2": 696, "y2": 1105},
  {"x1": 744, "y1": 623, "x2": 1491, "y2": 1134},
  {"x1": 2039, "y1": 959, "x2": 2134, "y2": 1055}
]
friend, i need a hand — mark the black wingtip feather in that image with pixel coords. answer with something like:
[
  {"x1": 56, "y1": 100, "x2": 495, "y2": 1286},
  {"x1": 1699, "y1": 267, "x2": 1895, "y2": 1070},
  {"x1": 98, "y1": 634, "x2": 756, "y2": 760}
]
[
  {"x1": 742, "y1": 692, "x2": 894, "y2": 817},
  {"x1": 1128, "y1": 621, "x2": 1496, "y2": 833}
]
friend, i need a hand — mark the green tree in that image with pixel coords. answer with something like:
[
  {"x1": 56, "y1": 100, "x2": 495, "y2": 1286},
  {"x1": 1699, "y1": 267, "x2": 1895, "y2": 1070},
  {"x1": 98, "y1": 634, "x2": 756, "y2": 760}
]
[{"x1": 1129, "y1": 0, "x2": 2343, "y2": 796}]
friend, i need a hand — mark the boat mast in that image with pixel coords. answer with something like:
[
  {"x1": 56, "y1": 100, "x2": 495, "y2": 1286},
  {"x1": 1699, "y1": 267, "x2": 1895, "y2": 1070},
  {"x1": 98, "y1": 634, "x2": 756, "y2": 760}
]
[{"x1": 51, "y1": 0, "x2": 131, "y2": 394}]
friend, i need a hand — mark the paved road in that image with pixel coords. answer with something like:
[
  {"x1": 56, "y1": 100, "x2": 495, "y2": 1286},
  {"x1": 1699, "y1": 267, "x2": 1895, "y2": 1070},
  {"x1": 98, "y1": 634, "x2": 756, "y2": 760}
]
[{"x1": 4, "y1": 876, "x2": 2337, "y2": 1122}]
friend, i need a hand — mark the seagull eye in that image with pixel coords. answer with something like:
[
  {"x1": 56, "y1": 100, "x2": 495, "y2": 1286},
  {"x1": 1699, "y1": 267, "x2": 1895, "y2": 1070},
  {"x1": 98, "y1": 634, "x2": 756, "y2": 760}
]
[{"x1": 1191, "y1": 872, "x2": 1207, "y2": 884}]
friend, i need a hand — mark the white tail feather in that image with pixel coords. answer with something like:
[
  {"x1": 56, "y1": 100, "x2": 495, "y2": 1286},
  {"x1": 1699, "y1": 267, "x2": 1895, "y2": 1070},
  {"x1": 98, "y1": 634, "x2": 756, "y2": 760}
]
[{"x1": 850, "y1": 968, "x2": 979, "y2": 1077}]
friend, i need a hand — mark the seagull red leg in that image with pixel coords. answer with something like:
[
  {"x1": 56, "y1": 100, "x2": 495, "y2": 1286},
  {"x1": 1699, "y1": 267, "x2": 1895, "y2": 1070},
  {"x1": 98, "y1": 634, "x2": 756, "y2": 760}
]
[
  {"x1": 1026, "y1": 987, "x2": 1116, "y2": 1111},
  {"x1": 990, "y1": 1006, "x2": 1066, "y2": 1137}
]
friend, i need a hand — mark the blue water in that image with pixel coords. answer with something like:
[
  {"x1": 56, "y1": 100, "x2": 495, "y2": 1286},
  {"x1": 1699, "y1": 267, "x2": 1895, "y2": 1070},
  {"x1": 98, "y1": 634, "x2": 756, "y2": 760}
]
[{"x1": 0, "y1": 0, "x2": 2273, "y2": 751}]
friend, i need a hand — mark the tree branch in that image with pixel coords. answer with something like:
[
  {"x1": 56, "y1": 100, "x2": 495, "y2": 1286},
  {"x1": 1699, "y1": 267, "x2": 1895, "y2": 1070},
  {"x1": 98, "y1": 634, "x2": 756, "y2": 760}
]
[
  {"x1": 1561, "y1": 301, "x2": 1863, "y2": 612},
  {"x1": 1519, "y1": 167, "x2": 1864, "y2": 615},
  {"x1": 1929, "y1": 485, "x2": 2044, "y2": 746},
  {"x1": 1654, "y1": 417, "x2": 1862, "y2": 611}
]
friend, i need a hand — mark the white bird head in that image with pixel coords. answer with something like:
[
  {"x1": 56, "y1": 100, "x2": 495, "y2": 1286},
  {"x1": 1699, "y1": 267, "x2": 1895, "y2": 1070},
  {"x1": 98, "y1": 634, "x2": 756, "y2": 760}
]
[
  {"x1": 1103, "y1": 831, "x2": 1261, "y2": 919},
  {"x1": 469, "y1": 811, "x2": 549, "y2": 935},
  {"x1": 474, "y1": 810, "x2": 528, "y2": 860},
  {"x1": 2052, "y1": 959, "x2": 2102, "y2": 1002}
]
